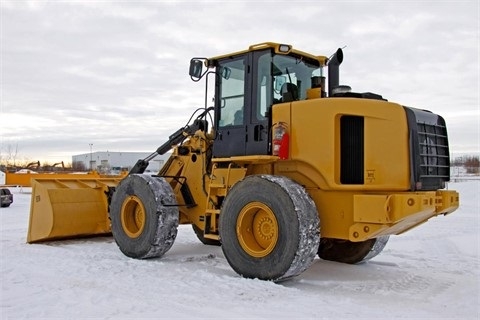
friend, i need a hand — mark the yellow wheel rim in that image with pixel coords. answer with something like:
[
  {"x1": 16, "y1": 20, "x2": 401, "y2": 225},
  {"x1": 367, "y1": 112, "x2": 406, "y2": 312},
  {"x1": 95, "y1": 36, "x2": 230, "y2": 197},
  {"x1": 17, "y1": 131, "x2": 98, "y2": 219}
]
[
  {"x1": 236, "y1": 202, "x2": 278, "y2": 258},
  {"x1": 120, "y1": 195, "x2": 146, "y2": 238}
]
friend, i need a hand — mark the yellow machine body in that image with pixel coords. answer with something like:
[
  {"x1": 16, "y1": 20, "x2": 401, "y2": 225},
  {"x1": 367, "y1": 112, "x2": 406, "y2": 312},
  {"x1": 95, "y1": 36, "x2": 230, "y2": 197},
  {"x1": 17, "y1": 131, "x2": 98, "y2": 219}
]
[
  {"x1": 269, "y1": 99, "x2": 459, "y2": 241},
  {"x1": 26, "y1": 42, "x2": 459, "y2": 259},
  {"x1": 149, "y1": 111, "x2": 459, "y2": 243}
]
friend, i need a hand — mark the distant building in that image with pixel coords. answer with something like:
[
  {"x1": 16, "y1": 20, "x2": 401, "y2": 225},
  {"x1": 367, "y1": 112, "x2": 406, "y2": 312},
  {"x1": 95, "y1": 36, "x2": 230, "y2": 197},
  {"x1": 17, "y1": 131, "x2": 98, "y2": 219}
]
[{"x1": 72, "y1": 151, "x2": 169, "y2": 173}]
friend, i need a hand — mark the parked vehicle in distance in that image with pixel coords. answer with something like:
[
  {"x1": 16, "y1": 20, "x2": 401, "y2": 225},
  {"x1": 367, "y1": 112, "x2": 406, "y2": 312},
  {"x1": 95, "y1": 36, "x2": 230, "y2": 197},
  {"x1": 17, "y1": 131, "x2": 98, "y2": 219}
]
[{"x1": 0, "y1": 188, "x2": 13, "y2": 208}]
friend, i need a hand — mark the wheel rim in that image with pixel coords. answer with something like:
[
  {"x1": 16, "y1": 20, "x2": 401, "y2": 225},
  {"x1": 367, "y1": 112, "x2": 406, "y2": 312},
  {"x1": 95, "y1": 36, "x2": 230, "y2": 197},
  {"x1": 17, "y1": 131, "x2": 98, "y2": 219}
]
[
  {"x1": 236, "y1": 201, "x2": 278, "y2": 258},
  {"x1": 120, "y1": 195, "x2": 146, "y2": 238}
]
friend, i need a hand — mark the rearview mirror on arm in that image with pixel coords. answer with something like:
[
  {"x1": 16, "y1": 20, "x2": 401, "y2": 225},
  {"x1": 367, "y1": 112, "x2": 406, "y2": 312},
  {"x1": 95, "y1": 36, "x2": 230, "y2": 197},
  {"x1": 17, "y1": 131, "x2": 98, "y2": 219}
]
[{"x1": 189, "y1": 59, "x2": 204, "y2": 79}]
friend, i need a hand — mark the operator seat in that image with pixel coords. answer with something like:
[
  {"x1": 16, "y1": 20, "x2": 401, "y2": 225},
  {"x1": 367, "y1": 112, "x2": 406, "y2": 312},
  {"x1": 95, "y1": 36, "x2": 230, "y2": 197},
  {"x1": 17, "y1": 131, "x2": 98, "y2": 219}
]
[
  {"x1": 281, "y1": 83, "x2": 299, "y2": 102},
  {"x1": 233, "y1": 109, "x2": 243, "y2": 125}
]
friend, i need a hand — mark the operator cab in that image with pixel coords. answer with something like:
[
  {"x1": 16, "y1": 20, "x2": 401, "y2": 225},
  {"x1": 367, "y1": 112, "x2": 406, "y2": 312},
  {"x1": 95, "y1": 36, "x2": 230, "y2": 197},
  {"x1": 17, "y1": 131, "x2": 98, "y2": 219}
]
[{"x1": 189, "y1": 43, "x2": 325, "y2": 158}]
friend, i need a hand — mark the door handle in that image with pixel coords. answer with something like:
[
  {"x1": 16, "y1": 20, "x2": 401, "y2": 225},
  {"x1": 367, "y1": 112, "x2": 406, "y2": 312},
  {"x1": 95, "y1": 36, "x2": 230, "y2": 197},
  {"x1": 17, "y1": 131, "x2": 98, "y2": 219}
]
[{"x1": 254, "y1": 125, "x2": 265, "y2": 141}]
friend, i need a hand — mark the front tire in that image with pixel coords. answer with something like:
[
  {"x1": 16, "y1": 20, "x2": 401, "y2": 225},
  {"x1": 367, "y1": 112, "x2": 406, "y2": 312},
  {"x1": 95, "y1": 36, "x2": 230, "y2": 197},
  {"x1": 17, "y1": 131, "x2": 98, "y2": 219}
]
[
  {"x1": 219, "y1": 175, "x2": 320, "y2": 281},
  {"x1": 110, "y1": 174, "x2": 179, "y2": 259}
]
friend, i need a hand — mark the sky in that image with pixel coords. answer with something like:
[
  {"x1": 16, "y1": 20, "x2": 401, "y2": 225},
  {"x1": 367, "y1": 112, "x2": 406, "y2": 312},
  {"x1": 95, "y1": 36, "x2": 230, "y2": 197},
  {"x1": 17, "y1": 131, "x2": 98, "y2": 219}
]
[{"x1": 0, "y1": 0, "x2": 479, "y2": 165}]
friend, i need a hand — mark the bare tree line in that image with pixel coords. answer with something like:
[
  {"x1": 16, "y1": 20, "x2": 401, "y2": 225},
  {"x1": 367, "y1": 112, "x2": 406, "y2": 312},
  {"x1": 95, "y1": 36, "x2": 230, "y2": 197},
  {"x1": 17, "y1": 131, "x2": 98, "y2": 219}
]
[
  {"x1": 452, "y1": 155, "x2": 480, "y2": 174},
  {"x1": 0, "y1": 143, "x2": 87, "y2": 172}
]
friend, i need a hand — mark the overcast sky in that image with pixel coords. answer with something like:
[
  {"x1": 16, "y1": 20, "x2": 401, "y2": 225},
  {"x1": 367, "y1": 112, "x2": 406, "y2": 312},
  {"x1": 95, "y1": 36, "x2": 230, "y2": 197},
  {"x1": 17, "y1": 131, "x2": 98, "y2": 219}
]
[{"x1": 1, "y1": 0, "x2": 479, "y2": 165}]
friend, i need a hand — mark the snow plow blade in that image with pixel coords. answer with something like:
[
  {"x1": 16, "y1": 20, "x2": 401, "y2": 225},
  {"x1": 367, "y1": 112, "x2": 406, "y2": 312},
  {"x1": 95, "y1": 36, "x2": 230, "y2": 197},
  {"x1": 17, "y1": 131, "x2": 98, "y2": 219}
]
[{"x1": 27, "y1": 178, "x2": 122, "y2": 243}]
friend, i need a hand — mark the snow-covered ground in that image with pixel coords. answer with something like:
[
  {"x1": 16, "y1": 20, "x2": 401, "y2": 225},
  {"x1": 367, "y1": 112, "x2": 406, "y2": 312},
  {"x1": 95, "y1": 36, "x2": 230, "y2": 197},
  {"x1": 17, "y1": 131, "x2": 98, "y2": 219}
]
[{"x1": 1, "y1": 180, "x2": 479, "y2": 319}]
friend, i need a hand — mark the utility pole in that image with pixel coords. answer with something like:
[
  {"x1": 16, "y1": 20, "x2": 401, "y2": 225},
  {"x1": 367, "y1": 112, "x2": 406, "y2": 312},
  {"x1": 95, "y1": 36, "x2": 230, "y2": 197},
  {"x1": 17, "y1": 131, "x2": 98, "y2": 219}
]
[{"x1": 89, "y1": 143, "x2": 93, "y2": 171}]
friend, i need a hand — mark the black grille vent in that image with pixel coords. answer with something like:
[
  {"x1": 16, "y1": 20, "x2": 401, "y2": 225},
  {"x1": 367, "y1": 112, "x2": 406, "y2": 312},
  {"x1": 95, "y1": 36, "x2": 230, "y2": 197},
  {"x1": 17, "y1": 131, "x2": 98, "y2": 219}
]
[
  {"x1": 340, "y1": 116, "x2": 364, "y2": 184},
  {"x1": 418, "y1": 122, "x2": 450, "y2": 178},
  {"x1": 405, "y1": 107, "x2": 451, "y2": 191}
]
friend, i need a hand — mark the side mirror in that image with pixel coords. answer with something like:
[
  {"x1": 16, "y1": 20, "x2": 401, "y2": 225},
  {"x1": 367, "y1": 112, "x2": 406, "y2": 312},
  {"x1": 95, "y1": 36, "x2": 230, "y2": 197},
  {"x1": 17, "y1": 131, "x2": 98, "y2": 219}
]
[
  {"x1": 189, "y1": 59, "x2": 204, "y2": 79},
  {"x1": 220, "y1": 66, "x2": 231, "y2": 80}
]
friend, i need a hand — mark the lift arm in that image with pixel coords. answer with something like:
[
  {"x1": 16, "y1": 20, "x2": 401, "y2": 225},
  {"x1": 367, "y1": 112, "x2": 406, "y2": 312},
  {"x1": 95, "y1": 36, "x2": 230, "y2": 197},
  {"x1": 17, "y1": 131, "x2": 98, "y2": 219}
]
[{"x1": 129, "y1": 108, "x2": 212, "y2": 175}]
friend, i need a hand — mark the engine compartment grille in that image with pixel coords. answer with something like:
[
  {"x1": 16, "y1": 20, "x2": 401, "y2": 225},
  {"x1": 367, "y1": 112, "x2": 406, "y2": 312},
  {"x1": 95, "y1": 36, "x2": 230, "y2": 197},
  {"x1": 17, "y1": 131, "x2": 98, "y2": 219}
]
[{"x1": 405, "y1": 107, "x2": 451, "y2": 191}]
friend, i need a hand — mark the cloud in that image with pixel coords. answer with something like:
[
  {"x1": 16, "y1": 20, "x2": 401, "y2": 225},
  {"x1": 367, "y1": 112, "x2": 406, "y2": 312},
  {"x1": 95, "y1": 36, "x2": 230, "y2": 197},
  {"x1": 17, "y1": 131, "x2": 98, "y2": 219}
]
[{"x1": 1, "y1": 1, "x2": 478, "y2": 164}]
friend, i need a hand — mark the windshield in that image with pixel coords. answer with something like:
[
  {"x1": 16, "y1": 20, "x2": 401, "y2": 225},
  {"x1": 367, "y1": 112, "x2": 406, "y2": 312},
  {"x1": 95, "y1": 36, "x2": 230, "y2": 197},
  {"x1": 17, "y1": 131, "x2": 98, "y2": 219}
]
[{"x1": 272, "y1": 53, "x2": 322, "y2": 102}]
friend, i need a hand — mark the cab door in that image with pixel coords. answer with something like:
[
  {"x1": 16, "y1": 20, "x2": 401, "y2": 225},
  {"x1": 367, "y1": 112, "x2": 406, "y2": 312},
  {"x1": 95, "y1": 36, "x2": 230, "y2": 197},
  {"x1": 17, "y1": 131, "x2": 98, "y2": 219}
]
[
  {"x1": 212, "y1": 50, "x2": 271, "y2": 157},
  {"x1": 245, "y1": 50, "x2": 271, "y2": 155},
  {"x1": 212, "y1": 55, "x2": 248, "y2": 158}
]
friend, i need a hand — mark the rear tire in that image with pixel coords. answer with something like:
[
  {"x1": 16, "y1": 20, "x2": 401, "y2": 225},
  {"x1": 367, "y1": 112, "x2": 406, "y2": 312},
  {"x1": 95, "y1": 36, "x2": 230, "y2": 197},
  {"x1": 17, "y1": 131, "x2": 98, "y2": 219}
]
[
  {"x1": 110, "y1": 174, "x2": 179, "y2": 259},
  {"x1": 192, "y1": 224, "x2": 221, "y2": 246},
  {"x1": 319, "y1": 236, "x2": 389, "y2": 264},
  {"x1": 219, "y1": 175, "x2": 320, "y2": 281}
]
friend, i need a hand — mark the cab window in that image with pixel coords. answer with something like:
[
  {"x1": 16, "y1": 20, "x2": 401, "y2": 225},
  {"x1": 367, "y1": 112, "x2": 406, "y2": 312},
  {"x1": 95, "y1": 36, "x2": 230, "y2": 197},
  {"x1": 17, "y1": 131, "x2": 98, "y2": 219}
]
[
  {"x1": 217, "y1": 57, "x2": 245, "y2": 127},
  {"x1": 272, "y1": 54, "x2": 321, "y2": 103},
  {"x1": 255, "y1": 52, "x2": 273, "y2": 121}
]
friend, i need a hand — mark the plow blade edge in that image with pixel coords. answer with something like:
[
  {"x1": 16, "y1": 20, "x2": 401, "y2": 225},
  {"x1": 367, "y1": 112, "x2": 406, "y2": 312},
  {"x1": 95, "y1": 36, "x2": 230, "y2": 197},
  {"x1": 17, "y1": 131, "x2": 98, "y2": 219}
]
[{"x1": 27, "y1": 178, "x2": 121, "y2": 243}]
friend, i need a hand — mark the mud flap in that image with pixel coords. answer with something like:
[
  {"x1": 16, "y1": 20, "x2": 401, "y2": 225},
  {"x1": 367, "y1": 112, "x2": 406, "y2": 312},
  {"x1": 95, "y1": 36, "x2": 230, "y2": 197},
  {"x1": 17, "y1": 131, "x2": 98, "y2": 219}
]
[{"x1": 27, "y1": 178, "x2": 121, "y2": 243}]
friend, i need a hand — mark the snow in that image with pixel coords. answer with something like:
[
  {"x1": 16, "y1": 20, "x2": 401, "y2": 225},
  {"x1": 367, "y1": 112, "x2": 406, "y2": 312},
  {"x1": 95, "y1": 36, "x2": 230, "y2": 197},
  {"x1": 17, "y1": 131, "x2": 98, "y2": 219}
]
[{"x1": 1, "y1": 180, "x2": 479, "y2": 319}]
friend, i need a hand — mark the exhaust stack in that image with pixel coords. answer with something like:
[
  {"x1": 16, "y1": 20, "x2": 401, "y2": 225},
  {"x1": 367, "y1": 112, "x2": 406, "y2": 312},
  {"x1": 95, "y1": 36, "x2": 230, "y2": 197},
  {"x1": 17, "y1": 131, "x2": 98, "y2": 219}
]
[{"x1": 328, "y1": 48, "x2": 344, "y2": 97}]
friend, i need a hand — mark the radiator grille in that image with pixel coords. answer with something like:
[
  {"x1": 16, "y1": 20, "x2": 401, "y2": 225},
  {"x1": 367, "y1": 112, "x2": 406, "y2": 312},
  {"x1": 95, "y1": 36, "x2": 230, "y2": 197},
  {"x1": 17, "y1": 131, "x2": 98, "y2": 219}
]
[
  {"x1": 417, "y1": 121, "x2": 450, "y2": 188},
  {"x1": 405, "y1": 107, "x2": 451, "y2": 191}
]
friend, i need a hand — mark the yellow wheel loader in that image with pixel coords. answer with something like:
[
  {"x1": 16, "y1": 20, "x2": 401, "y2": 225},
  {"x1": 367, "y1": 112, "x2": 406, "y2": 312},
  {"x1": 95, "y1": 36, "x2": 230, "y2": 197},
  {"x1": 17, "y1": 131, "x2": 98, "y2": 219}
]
[{"x1": 28, "y1": 42, "x2": 459, "y2": 281}]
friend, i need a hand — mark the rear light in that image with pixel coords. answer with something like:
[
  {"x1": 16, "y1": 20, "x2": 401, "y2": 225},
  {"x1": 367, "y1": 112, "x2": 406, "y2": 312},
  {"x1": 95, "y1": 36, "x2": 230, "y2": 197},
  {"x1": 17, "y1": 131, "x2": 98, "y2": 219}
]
[{"x1": 272, "y1": 122, "x2": 289, "y2": 160}]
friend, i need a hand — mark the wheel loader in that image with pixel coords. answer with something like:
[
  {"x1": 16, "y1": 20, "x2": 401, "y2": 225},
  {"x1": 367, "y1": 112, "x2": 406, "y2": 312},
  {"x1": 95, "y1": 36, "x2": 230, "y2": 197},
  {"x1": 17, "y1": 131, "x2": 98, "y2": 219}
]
[{"x1": 27, "y1": 42, "x2": 459, "y2": 281}]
